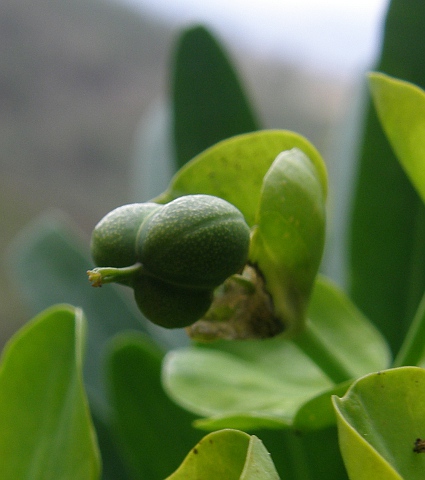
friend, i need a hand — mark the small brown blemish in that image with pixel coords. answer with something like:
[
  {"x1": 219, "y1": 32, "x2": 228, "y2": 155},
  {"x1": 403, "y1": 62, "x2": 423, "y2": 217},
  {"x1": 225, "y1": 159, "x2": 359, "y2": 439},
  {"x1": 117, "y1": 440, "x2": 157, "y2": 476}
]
[
  {"x1": 193, "y1": 448, "x2": 198, "y2": 454},
  {"x1": 413, "y1": 438, "x2": 425, "y2": 453}
]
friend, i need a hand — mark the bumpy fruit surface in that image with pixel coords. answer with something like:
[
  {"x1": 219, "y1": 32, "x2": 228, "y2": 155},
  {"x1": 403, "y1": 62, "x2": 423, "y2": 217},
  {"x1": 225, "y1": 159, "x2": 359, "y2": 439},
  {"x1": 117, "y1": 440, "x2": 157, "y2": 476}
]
[
  {"x1": 133, "y1": 275, "x2": 213, "y2": 328},
  {"x1": 91, "y1": 202, "x2": 160, "y2": 268},
  {"x1": 136, "y1": 194, "x2": 250, "y2": 289}
]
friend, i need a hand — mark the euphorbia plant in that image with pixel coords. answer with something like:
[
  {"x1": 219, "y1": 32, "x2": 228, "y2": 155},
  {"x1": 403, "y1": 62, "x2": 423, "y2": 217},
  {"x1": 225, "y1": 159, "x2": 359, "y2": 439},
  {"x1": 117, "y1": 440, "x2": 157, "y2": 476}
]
[
  {"x1": 4, "y1": 79, "x2": 425, "y2": 478},
  {"x1": 3, "y1": 3, "x2": 425, "y2": 478},
  {"x1": 88, "y1": 74, "x2": 425, "y2": 478},
  {"x1": 156, "y1": 74, "x2": 425, "y2": 478}
]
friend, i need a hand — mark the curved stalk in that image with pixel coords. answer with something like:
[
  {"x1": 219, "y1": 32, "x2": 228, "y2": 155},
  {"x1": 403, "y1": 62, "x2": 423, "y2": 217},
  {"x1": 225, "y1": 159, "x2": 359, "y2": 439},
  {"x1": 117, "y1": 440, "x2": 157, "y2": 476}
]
[
  {"x1": 292, "y1": 320, "x2": 355, "y2": 384},
  {"x1": 393, "y1": 289, "x2": 425, "y2": 367},
  {"x1": 87, "y1": 263, "x2": 142, "y2": 287}
]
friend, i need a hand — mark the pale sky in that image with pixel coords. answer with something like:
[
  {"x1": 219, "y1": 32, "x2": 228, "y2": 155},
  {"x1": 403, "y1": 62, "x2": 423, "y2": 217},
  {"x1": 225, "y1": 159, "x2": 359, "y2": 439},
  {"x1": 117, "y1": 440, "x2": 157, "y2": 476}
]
[{"x1": 111, "y1": 0, "x2": 389, "y2": 76}]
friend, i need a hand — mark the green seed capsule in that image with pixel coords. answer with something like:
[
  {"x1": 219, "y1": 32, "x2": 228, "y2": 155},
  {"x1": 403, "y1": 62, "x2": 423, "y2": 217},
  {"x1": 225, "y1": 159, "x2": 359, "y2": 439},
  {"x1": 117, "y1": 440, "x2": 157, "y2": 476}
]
[
  {"x1": 133, "y1": 275, "x2": 213, "y2": 328},
  {"x1": 136, "y1": 194, "x2": 251, "y2": 290},
  {"x1": 91, "y1": 202, "x2": 160, "y2": 268}
]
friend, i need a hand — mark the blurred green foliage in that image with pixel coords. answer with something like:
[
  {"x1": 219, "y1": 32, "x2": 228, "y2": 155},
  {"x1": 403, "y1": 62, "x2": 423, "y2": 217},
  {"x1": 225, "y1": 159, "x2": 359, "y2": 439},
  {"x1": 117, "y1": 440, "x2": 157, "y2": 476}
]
[{"x1": 349, "y1": 0, "x2": 425, "y2": 353}]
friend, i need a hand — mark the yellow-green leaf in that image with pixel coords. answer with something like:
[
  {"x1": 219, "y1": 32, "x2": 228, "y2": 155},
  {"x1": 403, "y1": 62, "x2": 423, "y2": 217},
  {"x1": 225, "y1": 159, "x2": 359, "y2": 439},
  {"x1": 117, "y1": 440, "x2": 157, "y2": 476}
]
[
  {"x1": 250, "y1": 148, "x2": 327, "y2": 335},
  {"x1": 0, "y1": 305, "x2": 100, "y2": 480},
  {"x1": 155, "y1": 129, "x2": 327, "y2": 228},
  {"x1": 369, "y1": 72, "x2": 425, "y2": 204},
  {"x1": 333, "y1": 367, "x2": 425, "y2": 480},
  {"x1": 166, "y1": 429, "x2": 279, "y2": 480}
]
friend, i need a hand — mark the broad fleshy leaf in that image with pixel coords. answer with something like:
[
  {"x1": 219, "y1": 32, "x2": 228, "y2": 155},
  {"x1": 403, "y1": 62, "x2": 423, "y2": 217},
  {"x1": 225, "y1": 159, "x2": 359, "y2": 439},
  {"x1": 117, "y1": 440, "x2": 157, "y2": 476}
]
[
  {"x1": 107, "y1": 332, "x2": 203, "y2": 479},
  {"x1": 162, "y1": 276, "x2": 390, "y2": 431},
  {"x1": 332, "y1": 367, "x2": 425, "y2": 480},
  {"x1": 91, "y1": 412, "x2": 130, "y2": 480},
  {"x1": 155, "y1": 130, "x2": 327, "y2": 228},
  {"x1": 172, "y1": 25, "x2": 259, "y2": 169},
  {"x1": 250, "y1": 148, "x2": 326, "y2": 336},
  {"x1": 369, "y1": 72, "x2": 425, "y2": 204},
  {"x1": 0, "y1": 305, "x2": 100, "y2": 479},
  {"x1": 293, "y1": 381, "x2": 352, "y2": 431},
  {"x1": 166, "y1": 429, "x2": 279, "y2": 480},
  {"x1": 165, "y1": 336, "x2": 330, "y2": 431}
]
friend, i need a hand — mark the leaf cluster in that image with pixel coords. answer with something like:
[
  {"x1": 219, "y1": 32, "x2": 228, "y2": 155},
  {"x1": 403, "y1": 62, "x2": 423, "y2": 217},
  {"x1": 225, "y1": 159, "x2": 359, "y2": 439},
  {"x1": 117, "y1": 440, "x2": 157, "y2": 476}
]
[{"x1": 3, "y1": 3, "x2": 425, "y2": 479}]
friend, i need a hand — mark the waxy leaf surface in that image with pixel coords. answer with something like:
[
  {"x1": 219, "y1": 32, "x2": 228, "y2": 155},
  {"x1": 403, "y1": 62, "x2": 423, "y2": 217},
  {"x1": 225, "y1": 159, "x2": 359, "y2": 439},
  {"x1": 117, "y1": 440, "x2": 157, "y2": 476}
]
[
  {"x1": 155, "y1": 130, "x2": 327, "y2": 227},
  {"x1": 0, "y1": 305, "x2": 100, "y2": 479},
  {"x1": 369, "y1": 72, "x2": 425, "y2": 204},
  {"x1": 250, "y1": 148, "x2": 326, "y2": 335},
  {"x1": 167, "y1": 429, "x2": 279, "y2": 480},
  {"x1": 333, "y1": 367, "x2": 425, "y2": 480}
]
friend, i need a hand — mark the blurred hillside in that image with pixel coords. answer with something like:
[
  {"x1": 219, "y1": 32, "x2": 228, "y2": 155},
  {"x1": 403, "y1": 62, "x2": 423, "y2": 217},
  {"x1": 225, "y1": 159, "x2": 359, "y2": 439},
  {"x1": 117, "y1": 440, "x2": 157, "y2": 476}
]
[
  {"x1": 0, "y1": 0, "x2": 175, "y2": 336},
  {"x1": 0, "y1": 0, "x2": 174, "y2": 222},
  {"x1": 0, "y1": 0, "x2": 355, "y2": 341}
]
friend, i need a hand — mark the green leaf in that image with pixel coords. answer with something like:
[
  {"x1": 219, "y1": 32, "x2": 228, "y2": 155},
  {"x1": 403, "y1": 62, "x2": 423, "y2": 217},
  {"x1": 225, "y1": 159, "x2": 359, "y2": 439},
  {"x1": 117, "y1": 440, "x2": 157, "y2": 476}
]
[
  {"x1": 250, "y1": 148, "x2": 327, "y2": 336},
  {"x1": 7, "y1": 211, "x2": 188, "y2": 412},
  {"x1": 332, "y1": 367, "x2": 425, "y2": 480},
  {"x1": 171, "y1": 25, "x2": 259, "y2": 168},
  {"x1": 349, "y1": 0, "x2": 425, "y2": 353},
  {"x1": 369, "y1": 72, "x2": 425, "y2": 204},
  {"x1": 155, "y1": 130, "x2": 327, "y2": 228},
  {"x1": 163, "y1": 334, "x2": 333, "y2": 431},
  {"x1": 166, "y1": 429, "x2": 279, "y2": 480},
  {"x1": 0, "y1": 304, "x2": 100, "y2": 479},
  {"x1": 166, "y1": 426, "x2": 348, "y2": 479},
  {"x1": 162, "y1": 276, "x2": 390, "y2": 431},
  {"x1": 293, "y1": 381, "x2": 352, "y2": 431},
  {"x1": 240, "y1": 434, "x2": 281, "y2": 480},
  {"x1": 300, "y1": 276, "x2": 391, "y2": 378},
  {"x1": 107, "y1": 332, "x2": 203, "y2": 479},
  {"x1": 91, "y1": 412, "x2": 131, "y2": 480}
]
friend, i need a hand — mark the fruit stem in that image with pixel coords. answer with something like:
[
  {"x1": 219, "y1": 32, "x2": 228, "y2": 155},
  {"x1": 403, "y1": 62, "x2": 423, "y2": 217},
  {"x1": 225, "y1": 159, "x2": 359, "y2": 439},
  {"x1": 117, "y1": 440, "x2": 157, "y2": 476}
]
[{"x1": 87, "y1": 263, "x2": 142, "y2": 287}]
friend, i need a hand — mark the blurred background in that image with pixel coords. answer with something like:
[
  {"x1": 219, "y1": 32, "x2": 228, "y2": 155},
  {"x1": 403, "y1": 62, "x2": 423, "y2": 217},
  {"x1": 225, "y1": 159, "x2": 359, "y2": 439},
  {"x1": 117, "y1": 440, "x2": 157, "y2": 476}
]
[{"x1": 0, "y1": 0, "x2": 388, "y2": 342}]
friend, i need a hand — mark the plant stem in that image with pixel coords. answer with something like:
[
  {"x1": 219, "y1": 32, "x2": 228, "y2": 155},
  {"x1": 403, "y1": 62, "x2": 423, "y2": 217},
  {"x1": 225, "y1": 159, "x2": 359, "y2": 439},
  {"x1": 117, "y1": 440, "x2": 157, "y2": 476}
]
[
  {"x1": 87, "y1": 263, "x2": 142, "y2": 287},
  {"x1": 393, "y1": 289, "x2": 425, "y2": 367},
  {"x1": 403, "y1": 203, "x2": 425, "y2": 339},
  {"x1": 292, "y1": 320, "x2": 354, "y2": 384}
]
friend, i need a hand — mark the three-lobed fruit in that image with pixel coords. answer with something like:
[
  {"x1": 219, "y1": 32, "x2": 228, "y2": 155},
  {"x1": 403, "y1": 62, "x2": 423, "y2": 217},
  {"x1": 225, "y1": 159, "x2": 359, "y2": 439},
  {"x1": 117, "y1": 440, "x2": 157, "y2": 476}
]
[
  {"x1": 136, "y1": 194, "x2": 250, "y2": 290},
  {"x1": 89, "y1": 194, "x2": 251, "y2": 329},
  {"x1": 91, "y1": 202, "x2": 160, "y2": 268}
]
